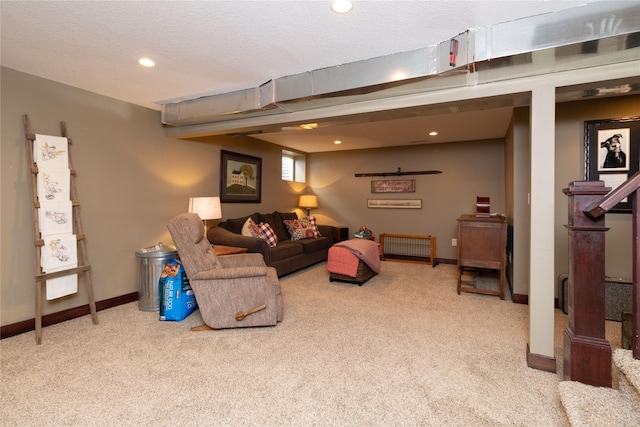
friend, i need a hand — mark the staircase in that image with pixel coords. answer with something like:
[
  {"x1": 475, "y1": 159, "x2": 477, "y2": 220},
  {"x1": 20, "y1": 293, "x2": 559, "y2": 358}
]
[
  {"x1": 559, "y1": 349, "x2": 640, "y2": 425},
  {"x1": 559, "y1": 171, "x2": 640, "y2": 424}
]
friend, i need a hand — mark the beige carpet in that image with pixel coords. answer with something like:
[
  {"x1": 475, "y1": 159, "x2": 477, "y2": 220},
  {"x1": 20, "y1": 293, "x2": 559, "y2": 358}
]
[{"x1": 0, "y1": 262, "x2": 630, "y2": 426}]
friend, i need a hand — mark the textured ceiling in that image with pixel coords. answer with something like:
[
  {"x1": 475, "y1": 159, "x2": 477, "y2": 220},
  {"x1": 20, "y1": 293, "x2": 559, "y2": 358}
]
[
  {"x1": 1, "y1": 0, "x2": 602, "y2": 110},
  {"x1": 1, "y1": 0, "x2": 609, "y2": 152}
]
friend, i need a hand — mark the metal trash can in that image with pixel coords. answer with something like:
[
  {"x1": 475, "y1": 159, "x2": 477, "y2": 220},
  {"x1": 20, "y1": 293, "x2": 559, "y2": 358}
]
[{"x1": 135, "y1": 244, "x2": 177, "y2": 312}]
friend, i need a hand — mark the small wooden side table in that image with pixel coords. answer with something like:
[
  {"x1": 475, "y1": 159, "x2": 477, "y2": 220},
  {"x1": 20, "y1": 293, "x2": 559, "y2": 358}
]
[
  {"x1": 456, "y1": 214, "x2": 507, "y2": 299},
  {"x1": 213, "y1": 245, "x2": 249, "y2": 256},
  {"x1": 334, "y1": 227, "x2": 349, "y2": 242}
]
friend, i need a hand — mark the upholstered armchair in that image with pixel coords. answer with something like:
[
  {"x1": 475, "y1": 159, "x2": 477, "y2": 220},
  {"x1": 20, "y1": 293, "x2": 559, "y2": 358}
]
[{"x1": 167, "y1": 213, "x2": 283, "y2": 329}]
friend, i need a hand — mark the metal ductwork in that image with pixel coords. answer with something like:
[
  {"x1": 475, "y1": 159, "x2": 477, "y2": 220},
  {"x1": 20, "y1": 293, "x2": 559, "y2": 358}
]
[{"x1": 161, "y1": 1, "x2": 640, "y2": 128}]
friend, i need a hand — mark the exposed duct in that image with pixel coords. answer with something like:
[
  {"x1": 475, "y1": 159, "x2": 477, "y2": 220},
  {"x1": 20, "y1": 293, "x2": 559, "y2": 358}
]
[{"x1": 161, "y1": 2, "x2": 640, "y2": 129}]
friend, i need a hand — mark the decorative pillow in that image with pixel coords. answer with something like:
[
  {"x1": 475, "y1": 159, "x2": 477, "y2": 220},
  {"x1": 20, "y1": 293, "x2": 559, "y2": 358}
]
[
  {"x1": 284, "y1": 218, "x2": 319, "y2": 241},
  {"x1": 257, "y1": 222, "x2": 278, "y2": 247},
  {"x1": 226, "y1": 213, "x2": 259, "y2": 234},
  {"x1": 241, "y1": 217, "x2": 261, "y2": 237},
  {"x1": 303, "y1": 215, "x2": 321, "y2": 238}
]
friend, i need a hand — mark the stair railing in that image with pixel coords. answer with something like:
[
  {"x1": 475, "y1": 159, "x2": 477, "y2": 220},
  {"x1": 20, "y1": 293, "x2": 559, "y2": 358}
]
[
  {"x1": 585, "y1": 171, "x2": 639, "y2": 360},
  {"x1": 562, "y1": 171, "x2": 639, "y2": 387}
]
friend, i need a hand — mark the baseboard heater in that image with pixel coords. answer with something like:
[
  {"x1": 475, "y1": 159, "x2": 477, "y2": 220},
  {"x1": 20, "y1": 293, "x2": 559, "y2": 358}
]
[{"x1": 379, "y1": 233, "x2": 437, "y2": 267}]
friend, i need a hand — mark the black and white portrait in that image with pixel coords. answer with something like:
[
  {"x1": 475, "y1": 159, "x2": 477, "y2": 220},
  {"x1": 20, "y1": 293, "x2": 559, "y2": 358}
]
[{"x1": 598, "y1": 128, "x2": 630, "y2": 171}]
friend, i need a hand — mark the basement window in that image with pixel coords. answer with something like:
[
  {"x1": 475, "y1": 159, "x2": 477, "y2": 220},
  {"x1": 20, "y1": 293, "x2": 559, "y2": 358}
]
[{"x1": 282, "y1": 150, "x2": 306, "y2": 183}]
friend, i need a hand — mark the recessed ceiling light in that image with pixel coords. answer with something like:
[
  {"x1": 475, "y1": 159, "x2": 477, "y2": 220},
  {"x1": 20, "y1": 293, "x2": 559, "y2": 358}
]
[
  {"x1": 138, "y1": 58, "x2": 155, "y2": 67},
  {"x1": 331, "y1": 0, "x2": 353, "y2": 14},
  {"x1": 334, "y1": 140, "x2": 342, "y2": 145},
  {"x1": 429, "y1": 131, "x2": 438, "y2": 136}
]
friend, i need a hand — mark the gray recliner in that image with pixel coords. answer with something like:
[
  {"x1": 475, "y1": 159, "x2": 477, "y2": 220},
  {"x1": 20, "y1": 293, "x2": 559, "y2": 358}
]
[{"x1": 167, "y1": 213, "x2": 283, "y2": 329}]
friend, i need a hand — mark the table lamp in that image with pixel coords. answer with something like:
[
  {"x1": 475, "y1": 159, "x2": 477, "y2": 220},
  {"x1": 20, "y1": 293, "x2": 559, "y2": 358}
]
[
  {"x1": 299, "y1": 195, "x2": 318, "y2": 217},
  {"x1": 188, "y1": 196, "x2": 222, "y2": 234}
]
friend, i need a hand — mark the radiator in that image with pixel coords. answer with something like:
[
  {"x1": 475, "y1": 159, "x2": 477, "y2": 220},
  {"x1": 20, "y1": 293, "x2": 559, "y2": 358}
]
[{"x1": 379, "y1": 233, "x2": 437, "y2": 267}]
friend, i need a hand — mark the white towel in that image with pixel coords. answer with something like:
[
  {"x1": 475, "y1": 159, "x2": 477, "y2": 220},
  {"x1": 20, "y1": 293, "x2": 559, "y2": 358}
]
[
  {"x1": 41, "y1": 235, "x2": 78, "y2": 300},
  {"x1": 37, "y1": 168, "x2": 70, "y2": 201},
  {"x1": 34, "y1": 134, "x2": 69, "y2": 168},
  {"x1": 46, "y1": 274, "x2": 78, "y2": 300},
  {"x1": 41, "y1": 235, "x2": 77, "y2": 272},
  {"x1": 39, "y1": 201, "x2": 73, "y2": 237}
]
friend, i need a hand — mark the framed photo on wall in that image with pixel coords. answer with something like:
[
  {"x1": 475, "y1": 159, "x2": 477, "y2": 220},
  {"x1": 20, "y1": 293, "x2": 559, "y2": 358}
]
[
  {"x1": 220, "y1": 150, "x2": 262, "y2": 203},
  {"x1": 584, "y1": 117, "x2": 639, "y2": 213}
]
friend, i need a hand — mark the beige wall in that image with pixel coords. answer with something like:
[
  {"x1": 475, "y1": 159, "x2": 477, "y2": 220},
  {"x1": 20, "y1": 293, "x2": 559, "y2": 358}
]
[
  {"x1": 308, "y1": 140, "x2": 506, "y2": 261},
  {"x1": 0, "y1": 68, "x2": 298, "y2": 326},
  {"x1": 2, "y1": 67, "x2": 636, "y2": 327},
  {"x1": 554, "y1": 96, "x2": 637, "y2": 282}
]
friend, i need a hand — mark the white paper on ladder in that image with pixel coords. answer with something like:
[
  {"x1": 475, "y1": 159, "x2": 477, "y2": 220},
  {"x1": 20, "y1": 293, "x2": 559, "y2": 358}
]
[
  {"x1": 38, "y1": 200, "x2": 73, "y2": 236},
  {"x1": 34, "y1": 134, "x2": 69, "y2": 168},
  {"x1": 37, "y1": 168, "x2": 70, "y2": 202}
]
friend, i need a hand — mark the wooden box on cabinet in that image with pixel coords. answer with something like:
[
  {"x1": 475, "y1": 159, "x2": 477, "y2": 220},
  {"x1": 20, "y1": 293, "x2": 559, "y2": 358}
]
[{"x1": 456, "y1": 214, "x2": 507, "y2": 299}]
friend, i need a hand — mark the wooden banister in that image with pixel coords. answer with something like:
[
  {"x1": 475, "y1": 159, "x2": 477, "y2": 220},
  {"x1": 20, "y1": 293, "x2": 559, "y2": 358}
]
[
  {"x1": 585, "y1": 171, "x2": 640, "y2": 219},
  {"x1": 584, "y1": 172, "x2": 639, "y2": 360},
  {"x1": 565, "y1": 172, "x2": 640, "y2": 376}
]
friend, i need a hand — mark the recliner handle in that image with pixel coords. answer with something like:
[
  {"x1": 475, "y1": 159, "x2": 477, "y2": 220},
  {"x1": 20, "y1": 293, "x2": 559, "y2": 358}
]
[{"x1": 235, "y1": 304, "x2": 267, "y2": 321}]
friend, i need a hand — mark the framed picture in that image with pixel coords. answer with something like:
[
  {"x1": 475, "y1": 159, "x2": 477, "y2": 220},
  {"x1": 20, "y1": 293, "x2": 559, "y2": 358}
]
[
  {"x1": 585, "y1": 117, "x2": 639, "y2": 213},
  {"x1": 220, "y1": 150, "x2": 261, "y2": 203},
  {"x1": 367, "y1": 199, "x2": 422, "y2": 209},
  {"x1": 371, "y1": 179, "x2": 416, "y2": 193}
]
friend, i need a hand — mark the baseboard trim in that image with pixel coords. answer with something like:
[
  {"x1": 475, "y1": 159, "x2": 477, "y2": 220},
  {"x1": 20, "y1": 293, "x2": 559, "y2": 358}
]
[
  {"x1": 512, "y1": 293, "x2": 529, "y2": 305},
  {"x1": 1, "y1": 292, "x2": 139, "y2": 339},
  {"x1": 436, "y1": 258, "x2": 456, "y2": 265},
  {"x1": 526, "y1": 343, "x2": 557, "y2": 373}
]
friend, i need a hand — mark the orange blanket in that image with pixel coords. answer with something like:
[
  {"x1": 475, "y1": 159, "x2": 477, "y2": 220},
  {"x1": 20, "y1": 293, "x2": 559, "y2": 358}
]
[
  {"x1": 327, "y1": 239, "x2": 381, "y2": 277},
  {"x1": 327, "y1": 246, "x2": 360, "y2": 277}
]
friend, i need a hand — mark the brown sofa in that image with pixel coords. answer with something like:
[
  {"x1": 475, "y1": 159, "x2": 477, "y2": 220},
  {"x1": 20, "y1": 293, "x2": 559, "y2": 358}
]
[{"x1": 207, "y1": 211, "x2": 336, "y2": 277}]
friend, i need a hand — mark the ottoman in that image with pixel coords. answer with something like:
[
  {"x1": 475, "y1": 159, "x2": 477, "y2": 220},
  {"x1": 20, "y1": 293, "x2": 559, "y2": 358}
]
[{"x1": 327, "y1": 240, "x2": 380, "y2": 285}]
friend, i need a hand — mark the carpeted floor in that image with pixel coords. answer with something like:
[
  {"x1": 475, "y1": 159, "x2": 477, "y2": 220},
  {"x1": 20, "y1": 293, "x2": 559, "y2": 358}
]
[{"x1": 0, "y1": 262, "x2": 631, "y2": 426}]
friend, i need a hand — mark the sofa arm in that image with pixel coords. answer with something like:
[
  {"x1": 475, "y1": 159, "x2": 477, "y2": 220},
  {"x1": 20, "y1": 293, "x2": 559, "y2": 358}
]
[
  {"x1": 208, "y1": 226, "x2": 270, "y2": 258},
  {"x1": 318, "y1": 225, "x2": 336, "y2": 244}
]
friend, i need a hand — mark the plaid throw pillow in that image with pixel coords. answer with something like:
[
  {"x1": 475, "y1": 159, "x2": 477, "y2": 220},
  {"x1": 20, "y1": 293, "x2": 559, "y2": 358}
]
[{"x1": 257, "y1": 222, "x2": 278, "y2": 247}]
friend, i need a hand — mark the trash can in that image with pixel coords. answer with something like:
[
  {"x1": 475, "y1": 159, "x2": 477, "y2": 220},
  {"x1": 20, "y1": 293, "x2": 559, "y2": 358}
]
[{"x1": 135, "y1": 244, "x2": 177, "y2": 312}]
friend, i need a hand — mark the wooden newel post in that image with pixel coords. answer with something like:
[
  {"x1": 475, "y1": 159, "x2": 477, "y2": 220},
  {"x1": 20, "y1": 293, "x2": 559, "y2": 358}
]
[{"x1": 563, "y1": 181, "x2": 612, "y2": 387}]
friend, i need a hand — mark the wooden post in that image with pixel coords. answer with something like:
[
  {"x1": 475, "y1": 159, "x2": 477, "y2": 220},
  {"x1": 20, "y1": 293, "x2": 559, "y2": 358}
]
[
  {"x1": 563, "y1": 181, "x2": 612, "y2": 387},
  {"x1": 633, "y1": 190, "x2": 639, "y2": 359}
]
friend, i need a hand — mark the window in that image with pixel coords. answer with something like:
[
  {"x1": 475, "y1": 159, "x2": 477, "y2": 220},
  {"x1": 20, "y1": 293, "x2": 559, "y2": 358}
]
[{"x1": 282, "y1": 150, "x2": 306, "y2": 183}]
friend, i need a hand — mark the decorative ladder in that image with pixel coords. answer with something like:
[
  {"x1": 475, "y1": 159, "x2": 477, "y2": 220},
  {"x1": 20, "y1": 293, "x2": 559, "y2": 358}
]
[
  {"x1": 563, "y1": 171, "x2": 640, "y2": 386},
  {"x1": 24, "y1": 115, "x2": 98, "y2": 344}
]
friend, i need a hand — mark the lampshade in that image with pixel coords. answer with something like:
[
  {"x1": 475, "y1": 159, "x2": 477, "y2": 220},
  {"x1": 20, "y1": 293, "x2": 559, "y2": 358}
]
[
  {"x1": 299, "y1": 195, "x2": 318, "y2": 209},
  {"x1": 188, "y1": 197, "x2": 222, "y2": 220}
]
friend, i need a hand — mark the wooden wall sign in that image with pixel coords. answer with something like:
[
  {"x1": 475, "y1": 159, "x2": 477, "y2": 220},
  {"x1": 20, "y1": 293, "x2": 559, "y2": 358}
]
[{"x1": 371, "y1": 179, "x2": 415, "y2": 193}]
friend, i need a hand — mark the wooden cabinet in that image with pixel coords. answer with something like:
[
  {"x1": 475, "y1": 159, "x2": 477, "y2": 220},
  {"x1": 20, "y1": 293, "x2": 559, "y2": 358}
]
[{"x1": 456, "y1": 214, "x2": 507, "y2": 300}]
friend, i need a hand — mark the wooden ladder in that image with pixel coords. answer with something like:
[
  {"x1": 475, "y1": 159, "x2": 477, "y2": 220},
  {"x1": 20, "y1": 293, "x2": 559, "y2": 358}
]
[{"x1": 24, "y1": 115, "x2": 98, "y2": 344}]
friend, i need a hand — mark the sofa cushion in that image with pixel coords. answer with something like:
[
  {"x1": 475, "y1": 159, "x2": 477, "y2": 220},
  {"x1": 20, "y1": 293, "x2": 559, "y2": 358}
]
[
  {"x1": 294, "y1": 236, "x2": 332, "y2": 253},
  {"x1": 268, "y1": 240, "x2": 304, "y2": 262}
]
